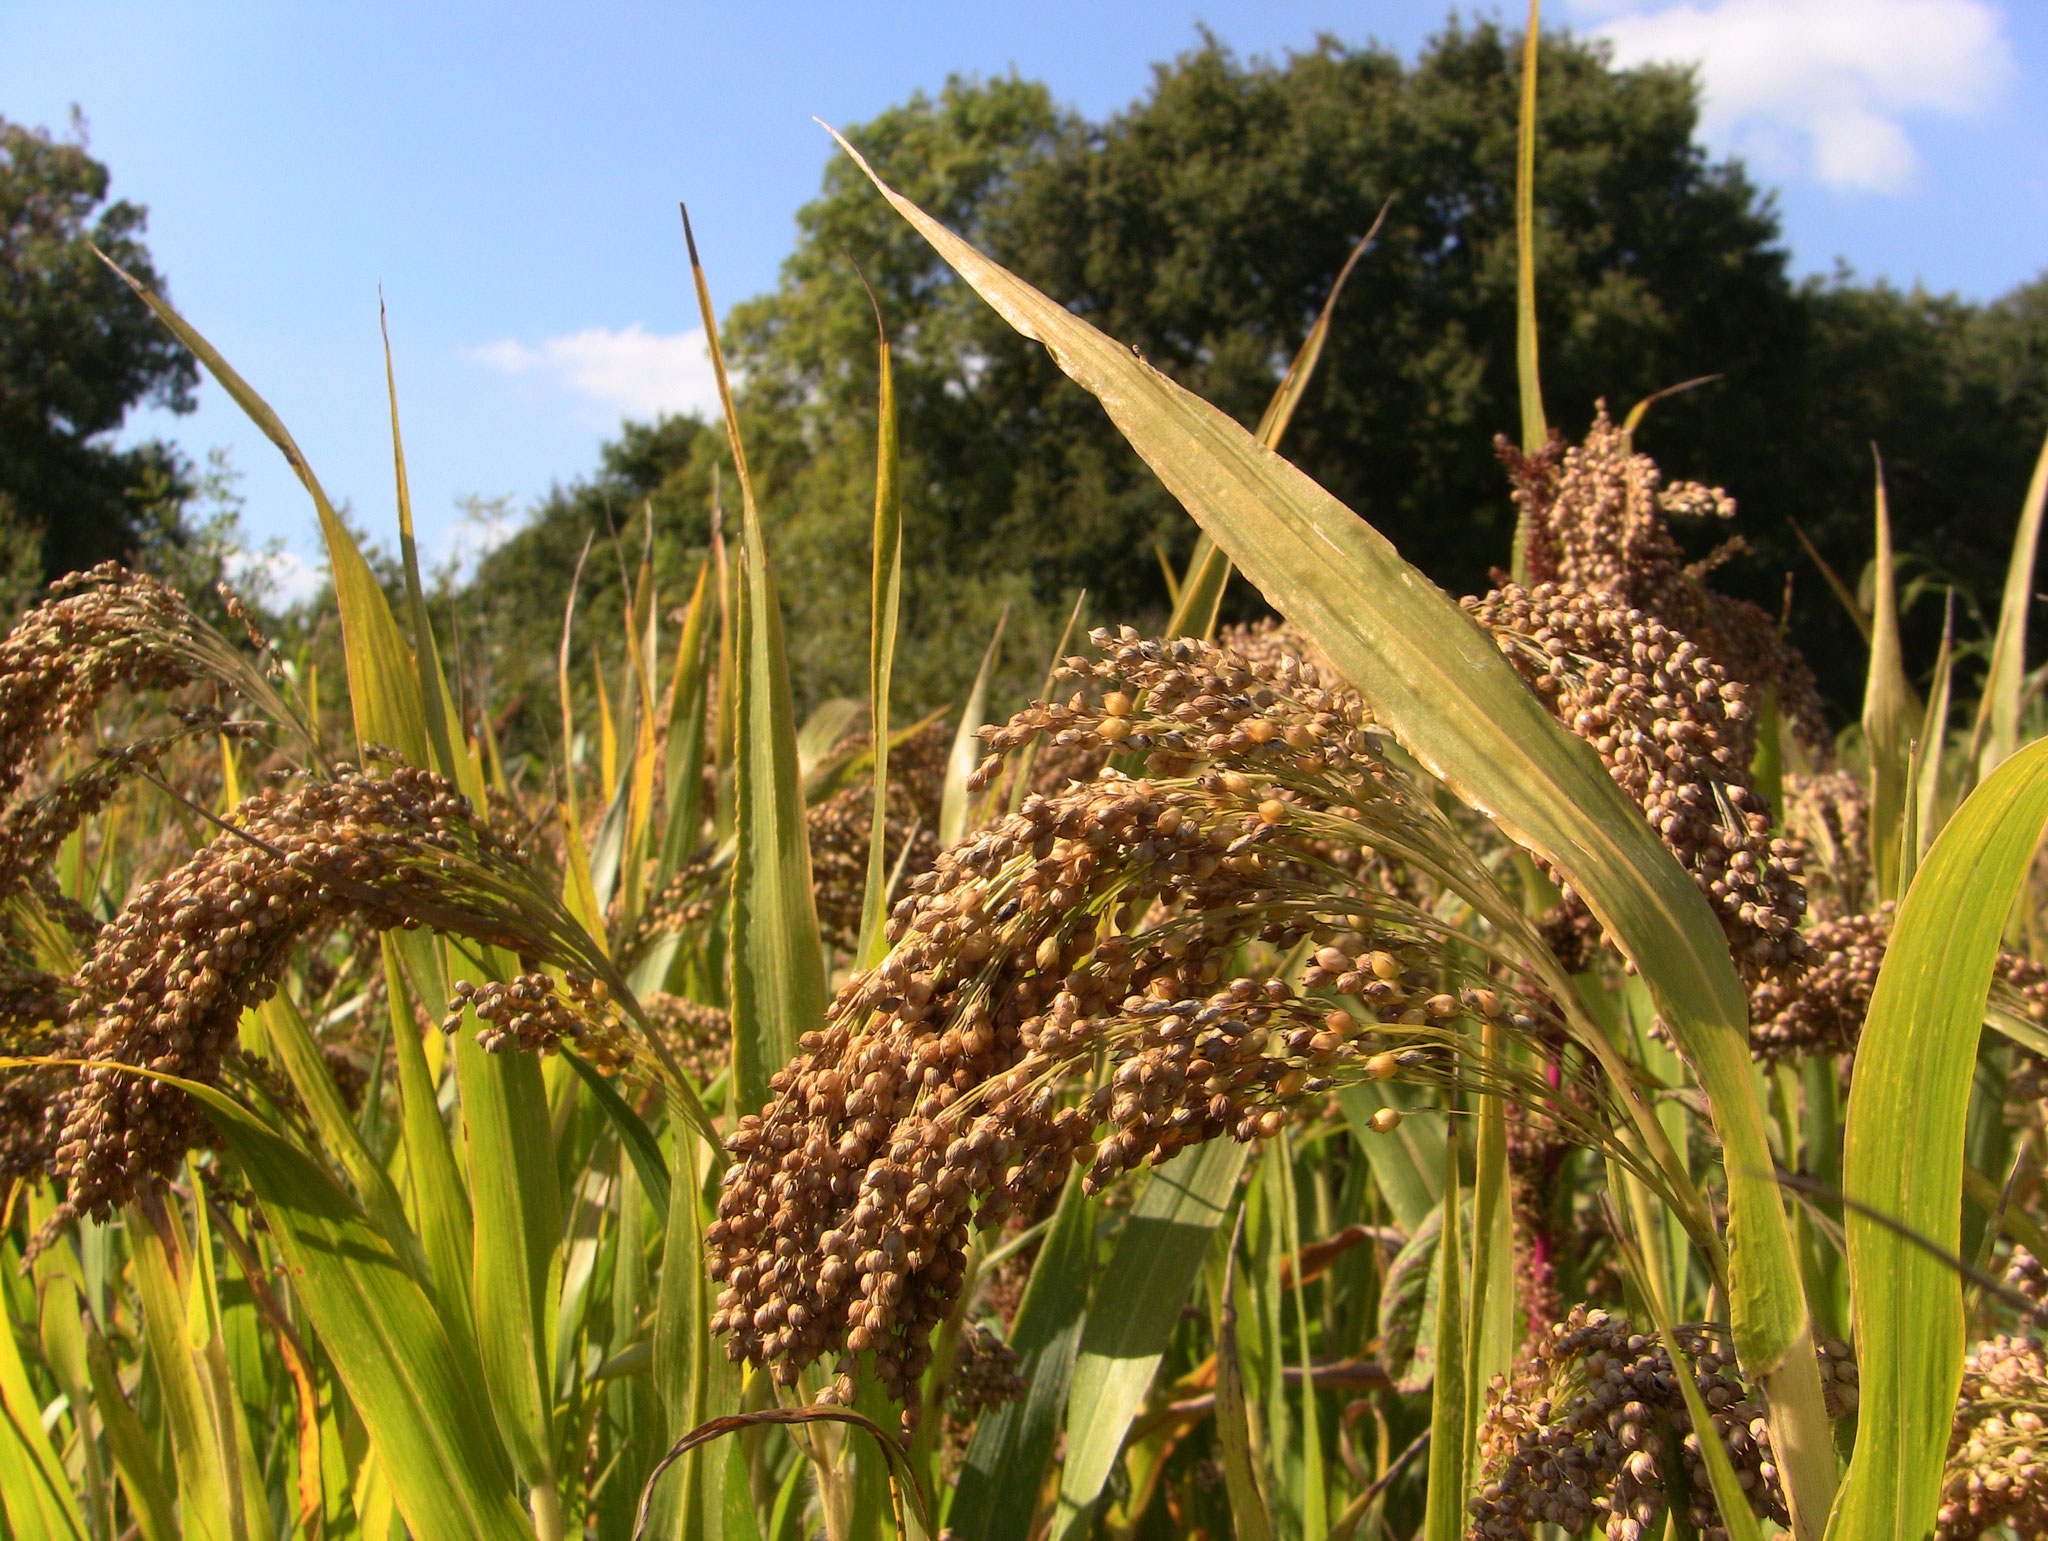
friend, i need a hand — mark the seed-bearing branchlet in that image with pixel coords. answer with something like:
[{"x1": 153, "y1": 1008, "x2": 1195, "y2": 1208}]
[
  {"x1": 1939, "y1": 1328, "x2": 2048, "y2": 1539},
  {"x1": 1472, "y1": 1304, "x2": 1857, "y2": 1539},
  {"x1": 707, "y1": 630, "x2": 1566, "y2": 1421},
  {"x1": 1466, "y1": 583, "x2": 1810, "y2": 984},
  {"x1": 443, "y1": 969, "x2": 628, "y2": 1067},
  {"x1": 36, "y1": 766, "x2": 576, "y2": 1239},
  {"x1": 642, "y1": 992, "x2": 731, "y2": 1087},
  {"x1": 1500, "y1": 405, "x2": 1827, "y2": 753},
  {"x1": 1749, "y1": 903, "x2": 2048, "y2": 1063},
  {"x1": 809, "y1": 721, "x2": 950, "y2": 952},
  {"x1": 945, "y1": 1322, "x2": 1028, "y2": 1417}
]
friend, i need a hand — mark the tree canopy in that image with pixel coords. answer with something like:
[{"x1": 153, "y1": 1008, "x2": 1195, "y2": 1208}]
[
  {"x1": 0, "y1": 112, "x2": 199, "y2": 594},
  {"x1": 460, "y1": 22, "x2": 2048, "y2": 734}
]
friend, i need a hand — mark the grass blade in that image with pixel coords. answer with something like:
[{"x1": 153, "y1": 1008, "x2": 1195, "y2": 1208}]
[
  {"x1": 940, "y1": 607, "x2": 1007, "y2": 847},
  {"x1": 105, "y1": 255, "x2": 435, "y2": 769},
  {"x1": 1420, "y1": 1128, "x2": 1466, "y2": 1541},
  {"x1": 651, "y1": 1130, "x2": 741, "y2": 1540},
  {"x1": 560, "y1": 1048, "x2": 672, "y2": 1223},
  {"x1": 857, "y1": 272, "x2": 903, "y2": 968},
  {"x1": 128, "y1": 1192, "x2": 239, "y2": 1541},
  {"x1": 681, "y1": 207, "x2": 828, "y2": 1118},
  {"x1": 258, "y1": 991, "x2": 427, "y2": 1283},
  {"x1": 1969, "y1": 424, "x2": 2048, "y2": 781},
  {"x1": 951, "y1": 1171, "x2": 1094, "y2": 1541},
  {"x1": 1831, "y1": 735, "x2": 2048, "y2": 1539},
  {"x1": 1864, "y1": 457, "x2": 1921, "y2": 900},
  {"x1": 83, "y1": 1326, "x2": 178, "y2": 1541},
  {"x1": 1215, "y1": 1210, "x2": 1275, "y2": 1541},
  {"x1": 1912, "y1": 590, "x2": 1956, "y2": 871},
  {"x1": 380, "y1": 297, "x2": 465, "y2": 783},
  {"x1": 190, "y1": 1080, "x2": 532, "y2": 1540},
  {"x1": 383, "y1": 934, "x2": 483, "y2": 1379},
  {"x1": 1167, "y1": 201, "x2": 1389, "y2": 641},
  {"x1": 821, "y1": 131, "x2": 1836, "y2": 1532},
  {"x1": 0, "y1": 1260, "x2": 88, "y2": 1541},
  {"x1": 1052, "y1": 1139, "x2": 1248, "y2": 1540},
  {"x1": 660, "y1": 563, "x2": 715, "y2": 887}
]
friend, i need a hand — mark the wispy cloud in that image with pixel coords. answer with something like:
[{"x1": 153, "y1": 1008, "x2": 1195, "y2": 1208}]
[
  {"x1": 469, "y1": 323, "x2": 721, "y2": 419},
  {"x1": 228, "y1": 545, "x2": 323, "y2": 608},
  {"x1": 1587, "y1": 0, "x2": 2014, "y2": 193}
]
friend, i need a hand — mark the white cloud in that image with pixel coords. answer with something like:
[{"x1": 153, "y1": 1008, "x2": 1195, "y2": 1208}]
[
  {"x1": 469, "y1": 323, "x2": 721, "y2": 420},
  {"x1": 1588, "y1": 0, "x2": 2014, "y2": 192},
  {"x1": 228, "y1": 545, "x2": 322, "y2": 608}
]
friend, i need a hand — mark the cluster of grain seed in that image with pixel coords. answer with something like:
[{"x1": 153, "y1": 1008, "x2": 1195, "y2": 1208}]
[
  {"x1": 1472, "y1": 1306, "x2": 1856, "y2": 1539},
  {"x1": 1940, "y1": 1331, "x2": 2048, "y2": 1538},
  {"x1": 1501, "y1": 407, "x2": 1827, "y2": 750},
  {"x1": 444, "y1": 969, "x2": 627, "y2": 1067},
  {"x1": 619, "y1": 852, "x2": 719, "y2": 965},
  {"x1": 945, "y1": 1323, "x2": 1027, "y2": 1417},
  {"x1": 2010, "y1": 1247, "x2": 2048, "y2": 1316},
  {"x1": 0, "y1": 566, "x2": 198, "y2": 806},
  {"x1": 1465, "y1": 583, "x2": 1809, "y2": 983},
  {"x1": 966, "y1": 627, "x2": 1393, "y2": 793},
  {"x1": 643, "y1": 993, "x2": 731, "y2": 1086},
  {"x1": 1781, "y1": 772, "x2": 1871, "y2": 922},
  {"x1": 707, "y1": 630, "x2": 1523, "y2": 1420},
  {"x1": 1504, "y1": 408, "x2": 1732, "y2": 600},
  {"x1": 808, "y1": 720, "x2": 950, "y2": 951},
  {"x1": 1749, "y1": 904, "x2": 2048, "y2": 1063},
  {"x1": 0, "y1": 728, "x2": 252, "y2": 927},
  {"x1": 1747, "y1": 909, "x2": 1889, "y2": 1061},
  {"x1": 36, "y1": 766, "x2": 553, "y2": 1235}
]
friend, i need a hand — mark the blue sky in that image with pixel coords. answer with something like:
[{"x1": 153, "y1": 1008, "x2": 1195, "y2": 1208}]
[{"x1": 5, "y1": 1, "x2": 2044, "y2": 600}]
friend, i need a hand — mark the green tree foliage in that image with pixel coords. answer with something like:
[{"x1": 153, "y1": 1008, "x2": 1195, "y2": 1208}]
[
  {"x1": 0, "y1": 111, "x2": 199, "y2": 591},
  {"x1": 458, "y1": 22, "x2": 2048, "y2": 728}
]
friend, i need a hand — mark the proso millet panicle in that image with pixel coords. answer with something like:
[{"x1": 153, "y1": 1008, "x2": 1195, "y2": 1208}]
[
  {"x1": 42, "y1": 767, "x2": 566, "y2": 1233},
  {"x1": 1500, "y1": 405, "x2": 1827, "y2": 753},
  {"x1": 705, "y1": 630, "x2": 1543, "y2": 1421},
  {"x1": 0, "y1": 566, "x2": 198, "y2": 808},
  {"x1": 1940, "y1": 1325, "x2": 2048, "y2": 1539},
  {"x1": 1465, "y1": 583, "x2": 1809, "y2": 984},
  {"x1": 1471, "y1": 1304, "x2": 1858, "y2": 1540},
  {"x1": 1748, "y1": 902, "x2": 2048, "y2": 1064}
]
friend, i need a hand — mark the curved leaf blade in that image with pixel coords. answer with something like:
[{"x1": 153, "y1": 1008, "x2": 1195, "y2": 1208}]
[
  {"x1": 1831, "y1": 735, "x2": 2048, "y2": 1539},
  {"x1": 825, "y1": 129, "x2": 1836, "y2": 1534}
]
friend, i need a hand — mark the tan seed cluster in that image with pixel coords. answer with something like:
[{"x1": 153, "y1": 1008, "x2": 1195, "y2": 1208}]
[
  {"x1": 945, "y1": 1323, "x2": 1027, "y2": 1417},
  {"x1": 2010, "y1": 1247, "x2": 2048, "y2": 1315},
  {"x1": 1940, "y1": 1331, "x2": 2048, "y2": 1538},
  {"x1": 1749, "y1": 904, "x2": 2048, "y2": 1063},
  {"x1": 808, "y1": 721, "x2": 950, "y2": 952},
  {"x1": 1501, "y1": 406, "x2": 1827, "y2": 750},
  {"x1": 619, "y1": 853, "x2": 719, "y2": 967},
  {"x1": 1781, "y1": 771, "x2": 1872, "y2": 922},
  {"x1": 1466, "y1": 583, "x2": 1809, "y2": 983},
  {"x1": 0, "y1": 566, "x2": 198, "y2": 810},
  {"x1": 642, "y1": 992, "x2": 731, "y2": 1087},
  {"x1": 37, "y1": 766, "x2": 549, "y2": 1236},
  {"x1": 444, "y1": 969, "x2": 627, "y2": 1067},
  {"x1": 1472, "y1": 1305, "x2": 1857, "y2": 1540},
  {"x1": 707, "y1": 629, "x2": 1523, "y2": 1420}
]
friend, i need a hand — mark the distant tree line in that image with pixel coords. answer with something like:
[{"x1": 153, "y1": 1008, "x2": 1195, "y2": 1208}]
[
  {"x1": 15, "y1": 27, "x2": 2046, "y2": 744},
  {"x1": 461, "y1": 23, "x2": 2048, "y2": 740}
]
